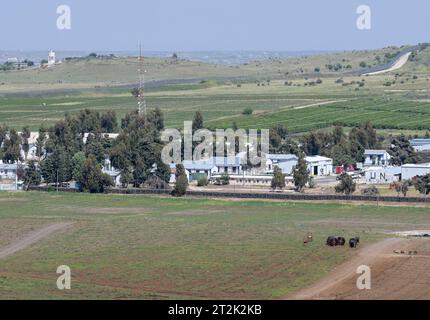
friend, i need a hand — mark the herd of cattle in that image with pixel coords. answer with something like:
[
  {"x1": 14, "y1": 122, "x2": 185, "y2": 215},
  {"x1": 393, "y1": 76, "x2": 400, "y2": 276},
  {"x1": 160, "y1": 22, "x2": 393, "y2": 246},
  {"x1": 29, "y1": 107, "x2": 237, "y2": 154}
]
[
  {"x1": 303, "y1": 234, "x2": 360, "y2": 248},
  {"x1": 326, "y1": 236, "x2": 360, "y2": 248}
]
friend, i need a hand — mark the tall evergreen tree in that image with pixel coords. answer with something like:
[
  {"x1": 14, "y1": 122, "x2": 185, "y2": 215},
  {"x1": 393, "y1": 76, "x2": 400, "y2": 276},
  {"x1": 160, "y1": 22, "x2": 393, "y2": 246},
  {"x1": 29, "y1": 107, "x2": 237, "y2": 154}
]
[
  {"x1": 271, "y1": 166, "x2": 286, "y2": 191},
  {"x1": 100, "y1": 110, "x2": 118, "y2": 133},
  {"x1": 192, "y1": 111, "x2": 204, "y2": 132},
  {"x1": 78, "y1": 155, "x2": 113, "y2": 193},
  {"x1": 388, "y1": 134, "x2": 420, "y2": 165},
  {"x1": 35, "y1": 126, "x2": 47, "y2": 161},
  {"x1": 23, "y1": 161, "x2": 42, "y2": 190},
  {"x1": 20, "y1": 126, "x2": 31, "y2": 161},
  {"x1": 293, "y1": 152, "x2": 309, "y2": 192},
  {"x1": 3, "y1": 129, "x2": 21, "y2": 164}
]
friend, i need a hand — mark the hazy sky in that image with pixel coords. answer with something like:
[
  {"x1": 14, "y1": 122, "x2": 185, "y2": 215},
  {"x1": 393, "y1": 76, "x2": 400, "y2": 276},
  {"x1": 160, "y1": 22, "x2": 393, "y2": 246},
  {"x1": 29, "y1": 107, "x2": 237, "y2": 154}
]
[{"x1": 1, "y1": 0, "x2": 428, "y2": 51}]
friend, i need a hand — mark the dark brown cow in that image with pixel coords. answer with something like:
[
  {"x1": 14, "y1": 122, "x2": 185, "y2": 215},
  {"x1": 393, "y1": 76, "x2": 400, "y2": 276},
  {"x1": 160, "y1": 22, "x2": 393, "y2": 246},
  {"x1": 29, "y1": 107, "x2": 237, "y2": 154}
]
[{"x1": 349, "y1": 237, "x2": 360, "y2": 248}]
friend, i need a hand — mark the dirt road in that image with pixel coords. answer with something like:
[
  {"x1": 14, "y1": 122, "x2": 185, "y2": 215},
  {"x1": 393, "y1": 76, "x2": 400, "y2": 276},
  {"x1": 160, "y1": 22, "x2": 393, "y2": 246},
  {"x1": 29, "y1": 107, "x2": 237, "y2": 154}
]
[
  {"x1": 287, "y1": 237, "x2": 430, "y2": 300},
  {"x1": 0, "y1": 222, "x2": 74, "y2": 259},
  {"x1": 363, "y1": 52, "x2": 412, "y2": 76}
]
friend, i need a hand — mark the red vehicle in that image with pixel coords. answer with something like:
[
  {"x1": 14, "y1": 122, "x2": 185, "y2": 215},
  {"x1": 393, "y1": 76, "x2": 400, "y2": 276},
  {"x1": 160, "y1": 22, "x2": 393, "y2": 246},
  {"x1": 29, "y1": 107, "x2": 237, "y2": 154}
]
[{"x1": 335, "y1": 165, "x2": 356, "y2": 175}]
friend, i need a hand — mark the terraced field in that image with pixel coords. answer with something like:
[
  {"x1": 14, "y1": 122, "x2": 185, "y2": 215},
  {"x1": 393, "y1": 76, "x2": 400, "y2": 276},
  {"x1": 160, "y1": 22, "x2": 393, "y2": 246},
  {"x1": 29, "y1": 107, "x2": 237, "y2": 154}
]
[{"x1": 212, "y1": 98, "x2": 430, "y2": 132}]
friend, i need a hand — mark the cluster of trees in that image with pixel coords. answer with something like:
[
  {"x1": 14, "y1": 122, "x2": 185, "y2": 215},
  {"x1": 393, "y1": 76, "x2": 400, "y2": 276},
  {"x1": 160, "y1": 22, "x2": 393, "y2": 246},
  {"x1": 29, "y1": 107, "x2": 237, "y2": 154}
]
[
  {"x1": 270, "y1": 122, "x2": 383, "y2": 193},
  {"x1": 0, "y1": 60, "x2": 34, "y2": 71},
  {"x1": 3, "y1": 102, "x2": 426, "y2": 197},
  {"x1": 269, "y1": 124, "x2": 300, "y2": 155},
  {"x1": 325, "y1": 63, "x2": 352, "y2": 72},
  {"x1": 388, "y1": 134, "x2": 420, "y2": 165},
  {"x1": 10, "y1": 108, "x2": 170, "y2": 193},
  {"x1": 108, "y1": 108, "x2": 170, "y2": 189},
  {"x1": 413, "y1": 174, "x2": 430, "y2": 196},
  {"x1": 300, "y1": 122, "x2": 380, "y2": 167}
]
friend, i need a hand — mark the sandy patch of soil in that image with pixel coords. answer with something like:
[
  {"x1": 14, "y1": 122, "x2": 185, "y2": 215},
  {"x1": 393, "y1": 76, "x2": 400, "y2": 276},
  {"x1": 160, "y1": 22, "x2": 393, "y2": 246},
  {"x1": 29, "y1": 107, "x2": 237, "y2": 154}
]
[{"x1": 286, "y1": 237, "x2": 430, "y2": 300}]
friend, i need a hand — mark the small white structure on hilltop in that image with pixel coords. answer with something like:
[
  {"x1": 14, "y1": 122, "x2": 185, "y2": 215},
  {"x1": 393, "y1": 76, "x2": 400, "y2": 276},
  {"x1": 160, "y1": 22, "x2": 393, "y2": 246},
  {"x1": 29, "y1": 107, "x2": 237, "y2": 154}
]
[{"x1": 48, "y1": 50, "x2": 56, "y2": 66}]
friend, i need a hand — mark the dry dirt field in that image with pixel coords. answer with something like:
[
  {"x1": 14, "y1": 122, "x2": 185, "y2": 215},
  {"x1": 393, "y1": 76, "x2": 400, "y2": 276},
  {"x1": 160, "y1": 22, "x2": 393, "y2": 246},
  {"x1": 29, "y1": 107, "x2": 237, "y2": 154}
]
[
  {"x1": 1, "y1": 192, "x2": 430, "y2": 299},
  {"x1": 288, "y1": 237, "x2": 430, "y2": 300}
]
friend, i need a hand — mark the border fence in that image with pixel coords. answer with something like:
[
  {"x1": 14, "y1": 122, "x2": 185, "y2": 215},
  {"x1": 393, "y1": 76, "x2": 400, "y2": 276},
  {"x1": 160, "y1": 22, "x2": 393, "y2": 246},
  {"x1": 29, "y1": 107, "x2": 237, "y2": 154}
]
[{"x1": 27, "y1": 186, "x2": 430, "y2": 203}]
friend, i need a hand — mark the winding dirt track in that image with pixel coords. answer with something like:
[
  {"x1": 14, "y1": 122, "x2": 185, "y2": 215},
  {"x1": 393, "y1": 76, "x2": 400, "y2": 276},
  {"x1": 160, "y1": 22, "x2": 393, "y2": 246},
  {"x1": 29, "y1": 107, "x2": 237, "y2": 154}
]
[
  {"x1": 0, "y1": 222, "x2": 74, "y2": 259},
  {"x1": 287, "y1": 237, "x2": 430, "y2": 300}
]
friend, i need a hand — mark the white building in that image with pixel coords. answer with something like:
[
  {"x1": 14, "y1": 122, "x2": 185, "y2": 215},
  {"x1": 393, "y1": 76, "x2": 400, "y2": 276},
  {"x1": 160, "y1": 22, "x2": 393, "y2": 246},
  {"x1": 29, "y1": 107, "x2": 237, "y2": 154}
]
[
  {"x1": 265, "y1": 154, "x2": 298, "y2": 175},
  {"x1": 0, "y1": 163, "x2": 18, "y2": 191},
  {"x1": 410, "y1": 139, "x2": 430, "y2": 152},
  {"x1": 18, "y1": 132, "x2": 120, "y2": 162},
  {"x1": 182, "y1": 156, "x2": 242, "y2": 182},
  {"x1": 401, "y1": 163, "x2": 430, "y2": 180},
  {"x1": 364, "y1": 150, "x2": 391, "y2": 167},
  {"x1": 169, "y1": 163, "x2": 190, "y2": 183},
  {"x1": 48, "y1": 50, "x2": 56, "y2": 66},
  {"x1": 364, "y1": 166, "x2": 401, "y2": 184},
  {"x1": 306, "y1": 156, "x2": 333, "y2": 176},
  {"x1": 6, "y1": 57, "x2": 18, "y2": 63},
  {"x1": 19, "y1": 132, "x2": 39, "y2": 161},
  {"x1": 216, "y1": 174, "x2": 294, "y2": 187},
  {"x1": 102, "y1": 159, "x2": 121, "y2": 187}
]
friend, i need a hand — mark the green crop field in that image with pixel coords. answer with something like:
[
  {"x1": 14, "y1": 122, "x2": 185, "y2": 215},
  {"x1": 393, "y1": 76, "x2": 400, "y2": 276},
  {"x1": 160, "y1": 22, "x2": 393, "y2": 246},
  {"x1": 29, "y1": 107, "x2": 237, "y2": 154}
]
[
  {"x1": 0, "y1": 45, "x2": 429, "y2": 134},
  {"x1": 0, "y1": 192, "x2": 429, "y2": 300}
]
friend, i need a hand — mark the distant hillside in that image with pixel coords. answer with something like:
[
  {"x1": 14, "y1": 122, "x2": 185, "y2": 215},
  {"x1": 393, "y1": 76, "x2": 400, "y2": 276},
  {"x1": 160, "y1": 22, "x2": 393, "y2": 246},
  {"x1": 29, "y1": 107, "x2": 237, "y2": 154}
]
[
  {"x1": 0, "y1": 45, "x2": 426, "y2": 94},
  {"x1": 404, "y1": 44, "x2": 430, "y2": 74}
]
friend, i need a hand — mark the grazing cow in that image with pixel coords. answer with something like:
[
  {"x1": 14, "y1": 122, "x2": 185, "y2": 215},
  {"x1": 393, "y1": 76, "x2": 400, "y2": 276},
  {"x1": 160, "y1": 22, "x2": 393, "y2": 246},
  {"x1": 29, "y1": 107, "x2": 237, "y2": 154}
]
[
  {"x1": 326, "y1": 236, "x2": 338, "y2": 246},
  {"x1": 349, "y1": 237, "x2": 360, "y2": 248},
  {"x1": 337, "y1": 237, "x2": 346, "y2": 246}
]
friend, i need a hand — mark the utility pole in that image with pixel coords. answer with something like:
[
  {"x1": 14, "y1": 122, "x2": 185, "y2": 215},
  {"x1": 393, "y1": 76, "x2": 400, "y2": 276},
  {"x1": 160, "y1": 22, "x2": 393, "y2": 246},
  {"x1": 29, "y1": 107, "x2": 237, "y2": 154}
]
[{"x1": 137, "y1": 43, "x2": 147, "y2": 115}]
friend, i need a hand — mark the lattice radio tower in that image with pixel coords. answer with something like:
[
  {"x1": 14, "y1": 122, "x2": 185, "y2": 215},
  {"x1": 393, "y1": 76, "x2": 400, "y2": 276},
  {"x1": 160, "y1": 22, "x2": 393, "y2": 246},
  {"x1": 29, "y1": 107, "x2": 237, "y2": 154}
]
[{"x1": 137, "y1": 43, "x2": 147, "y2": 115}]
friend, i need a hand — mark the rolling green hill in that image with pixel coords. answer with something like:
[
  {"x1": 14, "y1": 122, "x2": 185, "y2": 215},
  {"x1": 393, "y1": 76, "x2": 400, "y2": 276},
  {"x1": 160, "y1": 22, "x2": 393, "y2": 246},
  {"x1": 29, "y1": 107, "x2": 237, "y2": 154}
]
[{"x1": 0, "y1": 45, "x2": 429, "y2": 134}]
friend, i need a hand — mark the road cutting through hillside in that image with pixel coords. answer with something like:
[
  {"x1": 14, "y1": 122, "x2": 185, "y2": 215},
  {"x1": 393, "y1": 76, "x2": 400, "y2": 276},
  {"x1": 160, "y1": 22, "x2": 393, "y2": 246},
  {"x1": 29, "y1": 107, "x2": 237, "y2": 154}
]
[{"x1": 363, "y1": 52, "x2": 412, "y2": 76}]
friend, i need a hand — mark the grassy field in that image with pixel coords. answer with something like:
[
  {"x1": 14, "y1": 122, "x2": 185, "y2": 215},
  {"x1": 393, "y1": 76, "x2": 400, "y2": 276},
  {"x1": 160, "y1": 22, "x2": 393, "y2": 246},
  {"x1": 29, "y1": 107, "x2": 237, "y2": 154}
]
[
  {"x1": 1, "y1": 192, "x2": 430, "y2": 300},
  {"x1": 0, "y1": 46, "x2": 429, "y2": 133},
  {"x1": 1, "y1": 77, "x2": 430, "y2": 133},
  {"x1": 0, "y1": 46, "x2": 407, "y2": 89}
]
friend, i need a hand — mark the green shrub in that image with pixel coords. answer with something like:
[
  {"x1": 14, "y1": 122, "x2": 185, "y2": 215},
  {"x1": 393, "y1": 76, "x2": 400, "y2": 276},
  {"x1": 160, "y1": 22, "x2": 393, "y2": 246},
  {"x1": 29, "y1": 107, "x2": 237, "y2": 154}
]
[
  {"x1": 308, "y1": 177, "x2": 316, "y2": 189},
  {"x1": 214, "y1": 173, "x2": 230, "y2": 185},
  {"x1": 362, "y1": 185, "x2": 379, "y2": 196},
  {"x1": 335, "y1": 174, "x2": 356, "y2": 195},
  {"x1": 242, "y1": 108, "x2": 253, "y2": 116},
  {"x1": 197, "y1": 176, "x2": 208, "y2": 187},
  {"x1": 172, "y1": 174, "x2": 189, "y2": 197}
]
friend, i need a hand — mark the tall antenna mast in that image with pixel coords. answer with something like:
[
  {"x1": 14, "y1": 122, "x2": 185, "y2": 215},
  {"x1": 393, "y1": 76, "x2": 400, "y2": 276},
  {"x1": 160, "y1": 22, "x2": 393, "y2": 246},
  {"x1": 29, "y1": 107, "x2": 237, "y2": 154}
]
[{"x1": 137, "y1": 43, "x2": 147, "y2": 115}]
